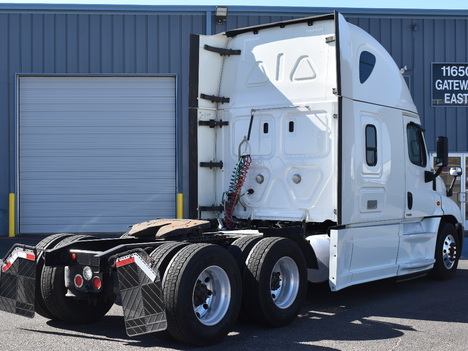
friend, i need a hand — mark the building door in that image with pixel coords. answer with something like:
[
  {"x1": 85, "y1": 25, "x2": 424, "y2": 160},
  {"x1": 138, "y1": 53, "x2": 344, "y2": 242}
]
[{"x1": 18, "y1": 75, "x2": 176, "y2": 234}]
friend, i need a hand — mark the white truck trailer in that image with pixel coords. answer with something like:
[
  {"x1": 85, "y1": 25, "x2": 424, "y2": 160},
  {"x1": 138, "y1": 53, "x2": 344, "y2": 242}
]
[{"x1": 0, "y1": 12, "x2": 464, "y2": 346}]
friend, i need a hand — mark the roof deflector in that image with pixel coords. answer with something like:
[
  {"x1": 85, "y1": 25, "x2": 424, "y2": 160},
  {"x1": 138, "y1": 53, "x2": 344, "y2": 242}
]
[{"x1": 225, "y1": 13, "x2": 335, "y2": 37}]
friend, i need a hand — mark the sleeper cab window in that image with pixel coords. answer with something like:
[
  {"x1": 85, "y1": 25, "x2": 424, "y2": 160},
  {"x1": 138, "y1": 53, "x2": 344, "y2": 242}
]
[
  {"x1": 407, "y1": 123, "x2": 427, "y2": 167},
  {"x1": 365, "y1": 124, "x2": 378, "y2": 166},
  {"x1": 359, "y1": 51, "x2": 376, "y2": 84}
]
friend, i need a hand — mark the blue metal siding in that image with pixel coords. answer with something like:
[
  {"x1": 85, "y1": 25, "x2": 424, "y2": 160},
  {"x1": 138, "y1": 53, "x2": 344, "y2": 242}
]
[
  {"x1": 0, "y1": 10, "x2": 206, "y2": 234},
  {"x1": 414, "y1": 18, "x2": 468, "y2": 152},
  {"x1": 1, "y1": 13, "x2": 206, "y2": 75},
  {"x1": 0, "y1": 14, "x2": 9, "y2": 232}
]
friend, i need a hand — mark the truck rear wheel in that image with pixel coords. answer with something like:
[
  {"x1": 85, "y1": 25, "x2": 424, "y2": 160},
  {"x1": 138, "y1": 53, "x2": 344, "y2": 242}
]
[
  {"x1": 150, "y1": 242, "x2": 188, "y2": 277},
  {"x1": 228, "y1": 235, "x2": 262, "y2": 270},
  {"x1": 162, "y1": 244, "x2": 242, "y2": 346},
  {"x1": 243, "y1": 237, "x2": 307, "y2": 327},
  {"x1": 227, "y1": 235, "x2": 262, "y2": 320},
  {"x1": 430, "y1": 222, "x2": 460, "y2": 280},
  {"x1": 40, "y1": 235, "x2": 115, "y2": 324},
  {"x1": 35, "y1": 233, "x2": 75, "y2": 319}
]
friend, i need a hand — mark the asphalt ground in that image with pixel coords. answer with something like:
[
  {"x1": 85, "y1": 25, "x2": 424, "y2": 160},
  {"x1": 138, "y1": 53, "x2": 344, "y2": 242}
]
[{"x1": 0, "y1": 234, "x2": 467, "y2": 351}]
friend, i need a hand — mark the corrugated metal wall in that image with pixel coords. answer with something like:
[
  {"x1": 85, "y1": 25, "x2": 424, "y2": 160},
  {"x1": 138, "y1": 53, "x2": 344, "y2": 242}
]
[
  {"x1": 1, "y1": 5, "x2": 468, "y2": 234},
  {"x1": 0, "y1": 7, "x2": 207, "y2": 234}
]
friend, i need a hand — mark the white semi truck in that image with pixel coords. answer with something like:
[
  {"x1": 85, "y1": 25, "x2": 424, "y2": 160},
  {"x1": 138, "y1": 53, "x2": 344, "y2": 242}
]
[{"x1": 0, "y1": 12, "x2": 464, "y2": 346}]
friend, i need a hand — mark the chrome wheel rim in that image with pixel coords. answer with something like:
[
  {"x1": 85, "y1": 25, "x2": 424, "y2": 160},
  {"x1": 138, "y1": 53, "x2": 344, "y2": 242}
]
[
  {"x1": 442, "y1": 234, "x2": 457, "y2": 269},
  {"x1": 270, "y1": 257, "x2": 299, "y2": 309},
  {"x1": 192, "y1": 265, "x2": 231, "y2": 326}
]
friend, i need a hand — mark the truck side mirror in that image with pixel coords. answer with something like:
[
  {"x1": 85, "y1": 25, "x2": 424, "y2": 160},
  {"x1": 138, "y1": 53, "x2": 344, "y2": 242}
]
[
  {"x1": 425, "y1": 136, "x2": 448, "y2": 183},
  {"x1": 447, "y1": 166, "x2": 462, "y2": 197},
  {"x1": 435, "y1": 136, "x2": 448, "y2": 167},
  {"x1": 450, "y1": 167, "x2": 462, "y2": 177}
]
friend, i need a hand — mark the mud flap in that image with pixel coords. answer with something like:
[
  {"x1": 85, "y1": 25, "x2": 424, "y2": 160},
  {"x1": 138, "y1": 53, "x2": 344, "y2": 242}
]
[
  {"x1": 116, "y1": 250, "x2": 167, "y2": 336},
  {"x1": 0, "y1": 246, "x2": 36, "y2": 318}
]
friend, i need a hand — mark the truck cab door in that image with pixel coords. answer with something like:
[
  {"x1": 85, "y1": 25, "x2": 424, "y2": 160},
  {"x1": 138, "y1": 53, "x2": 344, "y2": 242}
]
[{"x1": 403, "y1": 115, "x2": 437, "y2": 218}]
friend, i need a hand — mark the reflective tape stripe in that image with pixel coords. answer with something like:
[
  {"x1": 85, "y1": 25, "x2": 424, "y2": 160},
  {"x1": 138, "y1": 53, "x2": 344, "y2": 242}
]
[
  {"x1": 1, "y1": 261, "x2": 12, "y2": 272},
  {"x1": 1, "y1": 249, "x2": 35, "y2": 272},
  {"x1": 116, "y1": 254, "x2": 156, "y2": 282},
  {"x1": 116, "y1": 256, "x2": 135, "y2": 268}
]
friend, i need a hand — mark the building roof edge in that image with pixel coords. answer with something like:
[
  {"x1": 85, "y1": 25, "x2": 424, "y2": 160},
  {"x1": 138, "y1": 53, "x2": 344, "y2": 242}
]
[{"x1": 0, "y1": 4, "x2": 466, "y2": 18}]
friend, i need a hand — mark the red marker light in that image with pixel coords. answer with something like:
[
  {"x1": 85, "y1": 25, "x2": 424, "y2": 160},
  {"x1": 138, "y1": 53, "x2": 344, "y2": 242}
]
[
  {"x1": 93, "y1": 277, "x2": 102, "y2": 290},
  {"x1": 71, "y1": 253, "x2": 77, "y2": 260},
  {"x1": 74, "y1": 274, "x2": 84, "y2": 288}
]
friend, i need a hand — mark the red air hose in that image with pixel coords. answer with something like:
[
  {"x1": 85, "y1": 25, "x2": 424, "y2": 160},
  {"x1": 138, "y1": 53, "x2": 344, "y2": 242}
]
[{"x1": 223, "y1": 155, "x2": 251, "y2": 229}]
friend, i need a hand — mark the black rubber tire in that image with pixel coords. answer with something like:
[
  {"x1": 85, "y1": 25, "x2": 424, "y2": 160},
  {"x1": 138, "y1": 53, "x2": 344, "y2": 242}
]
[
  {"x1": 227, "y1": 235, "x2": 262, "y2": 321},
  {"x1": 150, "y1": 242, "x2": 188, "y2": 277},
  {"x1": 40, "y1": 235, "x2": 115, "y2": 324},
  {"x1": 54, "y1": 234, "x2": 94, "y2": 248},
  {"x1": 430, "y1": 222, "x2": 460, "y2": 280},
  {"x1": 228, "y1": 235, "x2": 262, "y2": 271},
  {"x1": 162, "y1": 244, "x2": 242, "y2": 346},
  {"x1": 34, "y1": 233, "x2": 75, "y2": 319},
  {"x1": 243, "y1": 237, "x2": 307, "y2": 327}
]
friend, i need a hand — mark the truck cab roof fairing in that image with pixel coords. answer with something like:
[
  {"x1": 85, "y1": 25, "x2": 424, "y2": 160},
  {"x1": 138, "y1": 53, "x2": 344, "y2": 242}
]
[
  {"x1": 336, "y1": 13, "x2": 417, "y2": 114},
  {"x1": 224, "y1": 12, "x2": 416, "y2": 114}
]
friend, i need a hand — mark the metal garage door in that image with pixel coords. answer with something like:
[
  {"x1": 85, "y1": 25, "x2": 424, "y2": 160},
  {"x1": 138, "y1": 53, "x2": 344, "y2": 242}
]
[{"x1": 18, "y1": 76, "x2": 176, "y2": 234}]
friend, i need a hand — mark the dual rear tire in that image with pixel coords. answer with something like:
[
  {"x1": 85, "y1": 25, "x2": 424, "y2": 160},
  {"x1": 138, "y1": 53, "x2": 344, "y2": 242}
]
[
  {"x1": 231, "y1": 236, "x2": 308, "y2": 327},
  {"x1": 35, "y1": 234, "x2": 115, "y2": 324},
  {"x1": 35, "y1": 234, "x2": 307, "y2": 346},
  {"x1": 152, "y1": 237, "x2": 307, "y2": 346},
  {"x1": 157, "y1": 243, "x2": 242, "y2": 346}
]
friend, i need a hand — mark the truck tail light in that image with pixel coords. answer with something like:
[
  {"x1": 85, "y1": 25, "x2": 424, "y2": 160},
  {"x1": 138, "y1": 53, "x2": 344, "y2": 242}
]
[
  {"x1": 93, "y1": 276, "x2": 102, "y2": 290},
  {"x1": 74, "y1": 274, "x2": 84, "y2": 288}
]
